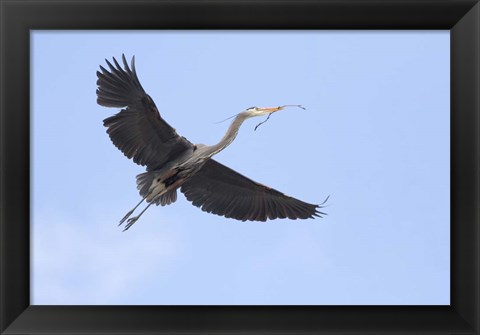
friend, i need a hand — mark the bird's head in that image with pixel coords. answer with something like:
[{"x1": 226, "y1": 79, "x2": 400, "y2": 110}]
[{"x1": 244, "y1": 106, "x2": 284, "y2": 118}]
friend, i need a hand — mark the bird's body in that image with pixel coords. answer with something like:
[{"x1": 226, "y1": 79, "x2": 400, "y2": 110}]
[{"x1": 96, "y1": 55, "x2": 327, "y2": 230}]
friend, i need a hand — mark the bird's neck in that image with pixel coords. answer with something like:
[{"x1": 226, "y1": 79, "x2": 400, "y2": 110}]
[{"x1": 205, "y1": 112, "x2": 250, "y2": 158}]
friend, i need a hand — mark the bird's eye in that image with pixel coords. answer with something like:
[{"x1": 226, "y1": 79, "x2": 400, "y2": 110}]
[{"x1": 247, "y1": 106, "x2": 256, "y2": 110}]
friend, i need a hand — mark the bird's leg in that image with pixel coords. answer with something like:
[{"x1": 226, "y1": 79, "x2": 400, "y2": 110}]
[
  {"x1": 122, "y1": 202, "x2": 154, "y2": 232},
  {"x1": 119, "y1": 197, "x2": 146, "y2": 226}
]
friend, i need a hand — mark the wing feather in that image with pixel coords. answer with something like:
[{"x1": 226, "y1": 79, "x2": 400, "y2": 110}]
[
  {"x1": 181, "y1": 159, "x2": 326, "y2": 221},
  {"x1": 97, "y1": 54, "x2": 193, "y2": 170}
]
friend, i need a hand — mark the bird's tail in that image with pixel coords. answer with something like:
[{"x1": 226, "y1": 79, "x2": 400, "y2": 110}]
[{"x1": 136, "y1": 172, "x2": 177, "y2": 206}]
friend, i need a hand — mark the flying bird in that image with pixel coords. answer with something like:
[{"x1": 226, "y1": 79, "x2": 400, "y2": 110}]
[{"x1": 96, "y1": 55, "x2": 327, "y2": 230}]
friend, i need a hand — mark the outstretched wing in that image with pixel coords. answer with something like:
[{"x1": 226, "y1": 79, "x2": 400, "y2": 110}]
[
  {"x1": 180, "y1": 159, "x2": 326, "y2": 221},
  {"x1": 96, "y1": 54, "x2": 193, "y2": 171}
]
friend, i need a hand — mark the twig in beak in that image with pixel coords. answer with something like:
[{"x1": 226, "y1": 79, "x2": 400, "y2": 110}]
[
  {"x1": 254, "y1": 113, "x2": 273, "y2": 131},
  {"x1": 280, "y1": 104, "x2": 306, "y2": 110},
  {"x1": 254, "y1": 104, "x2": 306, "y2": 131}
]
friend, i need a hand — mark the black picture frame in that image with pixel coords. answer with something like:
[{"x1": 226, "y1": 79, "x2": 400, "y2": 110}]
[{"x1": 1, "y1": 0, "x2": 478, "y2": 334}]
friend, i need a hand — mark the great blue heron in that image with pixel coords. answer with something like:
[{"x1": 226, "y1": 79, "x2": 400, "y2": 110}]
[{"x1": 97, "y1": 55, "x2": 327, "y2": 231}]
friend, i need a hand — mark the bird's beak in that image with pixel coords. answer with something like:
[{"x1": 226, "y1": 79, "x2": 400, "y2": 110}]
[{"x1": 258, "y1": 106, "x2": 284, "y2": 114}]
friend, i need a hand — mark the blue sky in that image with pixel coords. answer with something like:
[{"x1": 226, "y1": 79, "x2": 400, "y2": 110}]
[{"x1": 31, "y1": 31, "x2": 450, "y2": 305}]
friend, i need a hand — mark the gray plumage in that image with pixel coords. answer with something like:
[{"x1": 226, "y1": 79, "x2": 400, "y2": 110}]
[{"x1": 96, "y1": 54, "x2": 326, "y2": 230}]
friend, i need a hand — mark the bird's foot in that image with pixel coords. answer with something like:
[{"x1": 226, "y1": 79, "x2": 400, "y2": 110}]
[
  {"x1": 119, "y1": 209, "x2": 135, "y2": 226},
  {"x1": 122, "y1": 216, "x2": 139, "y2": 232}
]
